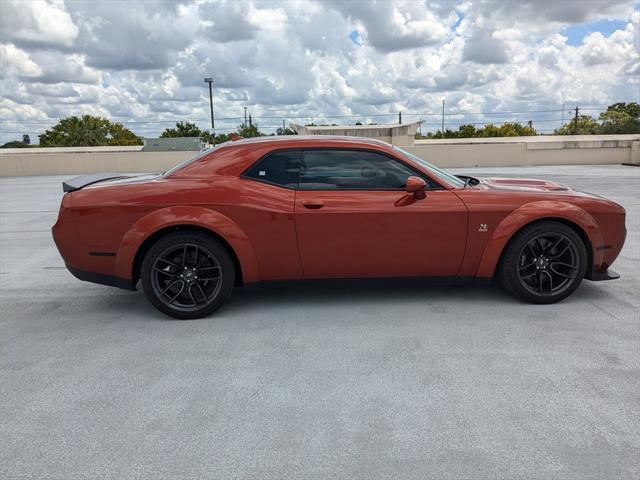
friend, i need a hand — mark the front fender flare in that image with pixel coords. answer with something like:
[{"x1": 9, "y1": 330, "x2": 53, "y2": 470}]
[
  {"x1": 475, "y1": 201, "x2": 603, "y2": 278},
  {"x1": 114, "y1": 206, "x2": 260, "y2": 284}
]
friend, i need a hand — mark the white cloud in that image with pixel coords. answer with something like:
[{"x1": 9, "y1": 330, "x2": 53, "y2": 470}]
[
  {"x1": 581, "y1": 27, "x2": 637, "y2": 66},
  {"x1": 0, "y1": 0, "x2": 79, "y2": 48},
  {"x1": 247, "y1": 5, "x2": 288, "y2": 33},
  {"x1": 0, "y1": 44, "x2": 42, "y2": 77}
]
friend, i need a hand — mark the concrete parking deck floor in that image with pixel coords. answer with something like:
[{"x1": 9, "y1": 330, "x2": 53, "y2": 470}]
[{"x1": 1, "y1": 165, "x2": 639, "y2": 479}]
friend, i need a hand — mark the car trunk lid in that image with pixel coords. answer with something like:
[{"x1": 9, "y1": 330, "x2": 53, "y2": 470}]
[
  {"x1": 62, "y1": 173, "x2": 158, "y2": 192},
  {"x1": 62, "y1": 173, "x2": 134, "y2": 192}
]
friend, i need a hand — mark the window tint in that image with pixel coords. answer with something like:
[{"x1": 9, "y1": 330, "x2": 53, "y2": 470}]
[
  {"x1": 299, "y1": 150, "x2": 427, "y2": 190},
  {"x1": 244, "y1": 150, "x2": 301, "y2": 188}
]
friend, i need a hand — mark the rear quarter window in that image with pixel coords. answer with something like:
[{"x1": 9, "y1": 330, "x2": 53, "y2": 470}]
[{"x1": 243, "y1": 150, "x2": 301, "y2": 188}]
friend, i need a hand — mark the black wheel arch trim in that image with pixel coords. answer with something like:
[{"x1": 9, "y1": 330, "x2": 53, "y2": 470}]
[
  {"x1": 496, "y1": 217, "x2": 594, "y2": 279},
  {"x1": 131, "y1": 224, "x2": 244, "y2": 288}
]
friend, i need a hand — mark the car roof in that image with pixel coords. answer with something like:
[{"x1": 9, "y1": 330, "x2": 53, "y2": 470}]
[
  {"x1": 169, "y1": 134, "x2": 400, "y2": 179},
  {"x1": 217, "y1": 135, "x2": 392, "y2": 149}
]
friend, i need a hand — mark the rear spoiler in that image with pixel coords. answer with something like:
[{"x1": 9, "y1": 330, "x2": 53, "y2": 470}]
[{"x1": 62, "y1": 173, "x2": 132, "y2": 193}]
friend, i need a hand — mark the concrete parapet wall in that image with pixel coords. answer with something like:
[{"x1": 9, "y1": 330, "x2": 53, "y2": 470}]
[
  {"x1": 630, "y1": 141, "x2": 640, "y2": 165},
  {"x1": 0, "y1": 135, "x2": 638, "y2": 177},
  {"x1": 0, "y1": 150, "x2": 193, "y2": 177},
  {"x1": 404, "y1": 134, "x2": 639, "y2": 168}
]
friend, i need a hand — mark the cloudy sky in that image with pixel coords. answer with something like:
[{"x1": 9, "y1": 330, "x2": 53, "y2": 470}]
[{"x1": 0, "y1": 0, "x2": 638, "y2": 144}]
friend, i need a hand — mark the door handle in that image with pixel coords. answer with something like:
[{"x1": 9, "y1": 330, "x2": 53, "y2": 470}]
[{"x1": 302, "y1": 200, "x2": 324, "y2": 209}]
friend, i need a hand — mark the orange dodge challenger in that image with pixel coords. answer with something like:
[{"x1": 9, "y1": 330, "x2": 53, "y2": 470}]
[{"x1": 53, "y1": 136, "x2": 626, "y2": 318}]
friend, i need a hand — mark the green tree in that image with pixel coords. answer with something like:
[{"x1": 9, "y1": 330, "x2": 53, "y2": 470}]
[
  {"x1": 159, "y1": 121, "x2": 233, "y2": 144},
  {"x1": 554, "y1": 115, "x2": 602, "y2": 135},
  {"x1": 457, "y1": 124, "x2": 478, "y2": 137},
  {"x1": 276, "y1": 127, "x2": 297, "y2": 135},
  {"x1": 39, "y1": 115, "x2": 142, "y2": 147},
  {"x1": 599, "y1": 102, "x2": 640, "y2": 134},
  {"x1": 497, "y1": 122, "x2": 537, "y2": 136},
  {"x1": 425, "y1": 121, "x2": 537, "y2": 139},
  {"x1": 160, "y1": 121, "x2": 206, "y2": 139},
  {"x1": 479, "y1": 124, "x2": 501, "y2": 137},
  {"x1": 1, "y1": 140, "x2": 31, "y2": 148},
  {"x1": 237, "y1": 122, "x2": 264, "y2": 138}
]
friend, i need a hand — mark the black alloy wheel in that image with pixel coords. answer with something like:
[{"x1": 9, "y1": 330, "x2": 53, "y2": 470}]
[
  {"x1": 141, "y1": 232, "x2": 235, "y2": 319},
  {"x1": 500, "y1": 221, "x2": 587, "y2": 304}
]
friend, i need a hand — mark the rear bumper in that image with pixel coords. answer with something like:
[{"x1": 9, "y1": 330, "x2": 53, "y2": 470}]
[
  {"x1": 53, "y1": 195, "x2": 135, "y2": 291},
  {"x1": 67, "y1": 266, "x2": 136, "y2": 290}
]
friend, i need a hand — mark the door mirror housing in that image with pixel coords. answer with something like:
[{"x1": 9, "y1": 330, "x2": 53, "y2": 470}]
[{"x1": 405, "y1": 175, "x2": 427, "y2": 199}]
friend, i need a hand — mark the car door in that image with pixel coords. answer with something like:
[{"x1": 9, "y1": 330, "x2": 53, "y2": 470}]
[
  {"x1": 294, "y1": 149, "x2": 468, "y2": 279},
  {"x1": 234, "y1": 149, "x2": 304, "y2": 280}
]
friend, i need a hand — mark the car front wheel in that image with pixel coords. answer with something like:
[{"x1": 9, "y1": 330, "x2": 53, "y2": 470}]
[
  {"x1": 141, "y1": 231, "x2": 235, "y2": 319},
  {"x1": 499, "y1": 221, "x2": 588, "y2": 304}
]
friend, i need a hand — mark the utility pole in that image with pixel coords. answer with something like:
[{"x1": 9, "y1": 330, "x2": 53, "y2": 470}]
[
  {"x1": 244, "y1": 107, "x2": 248, "y2": 126},
  {"x1": 282, "y1": 119, "x2": 285, "y2": 132},
  {"x1": 574, "y1": 105, "x2": 579, "y2": 132},
  {"x1": 441, "y1": 98, "x2": 445, "y2": 134},
  {"x1": 204, "y1": 77, "x2": 215, "y2": 145},
  {"x1": 561, "y1": 103, "x2": 565, "y2": 126},
  {"x1": 249, "y1": 114, "x2": 252, "y2": 128},
  {"x1": 399, "y1": 111, "x2": 402, "y2": 124}
]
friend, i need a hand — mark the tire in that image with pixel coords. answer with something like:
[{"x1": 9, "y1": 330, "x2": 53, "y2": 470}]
[
  {"x1": 499, "y1": 221, "x2": 587, "y2": 304},
  {"x1": 140, "y1": 231, "x2": 235, "y2": 319}
]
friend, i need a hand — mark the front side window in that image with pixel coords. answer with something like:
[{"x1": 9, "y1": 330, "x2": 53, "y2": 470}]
[
  {"x1": 243, "y1": 150, "x2": 301, "y2": 188},
  {"x1": 394, "y1": 147, "x2": 465, "y2": 188},
  {"x1": 299, "y1": 149, "x2": 432, "y2": 190}
]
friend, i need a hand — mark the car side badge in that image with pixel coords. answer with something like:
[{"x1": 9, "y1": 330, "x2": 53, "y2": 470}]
[{"x1": 479, "y1": 223, "x2": 488, "y2": 232}]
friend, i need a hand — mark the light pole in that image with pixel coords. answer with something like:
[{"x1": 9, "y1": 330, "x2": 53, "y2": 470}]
[{"x1": 204, "y1": 77, "x2": 215, "y2": 145}]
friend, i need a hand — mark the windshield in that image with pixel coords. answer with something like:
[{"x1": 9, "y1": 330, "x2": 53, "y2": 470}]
[
  {"x1": 162, "y1": 147, "x2": 215, "y2": 176},
  {"x1": 394, "y1": 146, "x2": 466, "y2": 188}
]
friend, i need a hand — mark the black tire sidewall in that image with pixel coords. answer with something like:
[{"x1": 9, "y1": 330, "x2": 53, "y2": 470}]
[
  {"x1": 500, "y1": 221, "x2": 587, "y2": 304},
  {"x1": 140, "y1": 232, "x2": 235, "y2": 319}
]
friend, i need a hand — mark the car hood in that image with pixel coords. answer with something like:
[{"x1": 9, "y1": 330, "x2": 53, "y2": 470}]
[{"x1": 479, "y1": 177, "x2": 572, "y2": 192}]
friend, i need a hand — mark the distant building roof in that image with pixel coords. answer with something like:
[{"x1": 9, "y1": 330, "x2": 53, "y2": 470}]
[
  {"x1": 143, "y1": 137, "x2": 205, "y2": 152},
  {"x1": 290, "y1": 121, "x2": 422, "y2": 146}
]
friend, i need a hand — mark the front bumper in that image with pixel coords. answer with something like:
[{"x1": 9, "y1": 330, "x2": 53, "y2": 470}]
[{"x1": 587, "y1": 267, "x2": 620, "y2": 282}]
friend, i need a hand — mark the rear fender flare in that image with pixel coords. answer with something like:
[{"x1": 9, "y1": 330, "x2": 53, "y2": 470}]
[
  {"x1": 114, "y1": 206, "x2": 260, "y2": 283},
  {"x1": 475, "y1": 201, "x2": 603, "y2": 278}
]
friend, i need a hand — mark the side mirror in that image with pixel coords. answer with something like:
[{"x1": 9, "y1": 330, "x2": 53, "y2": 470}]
[{"x1": 405, "y1": 175, "x2": 427, "y2": 199}]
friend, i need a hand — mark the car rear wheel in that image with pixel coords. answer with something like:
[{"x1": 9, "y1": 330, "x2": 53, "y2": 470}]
[
  {"x1": 141, "y1": 231, "x2": 235, "y2": 319},
  {"x1": 499, "y1": 221, "x2": 587, "y2": 304}
]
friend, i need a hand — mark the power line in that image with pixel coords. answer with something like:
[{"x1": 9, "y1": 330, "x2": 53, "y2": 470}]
[{"x1": 0, "y1": 107, "x2": 610, "y2": 126}]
